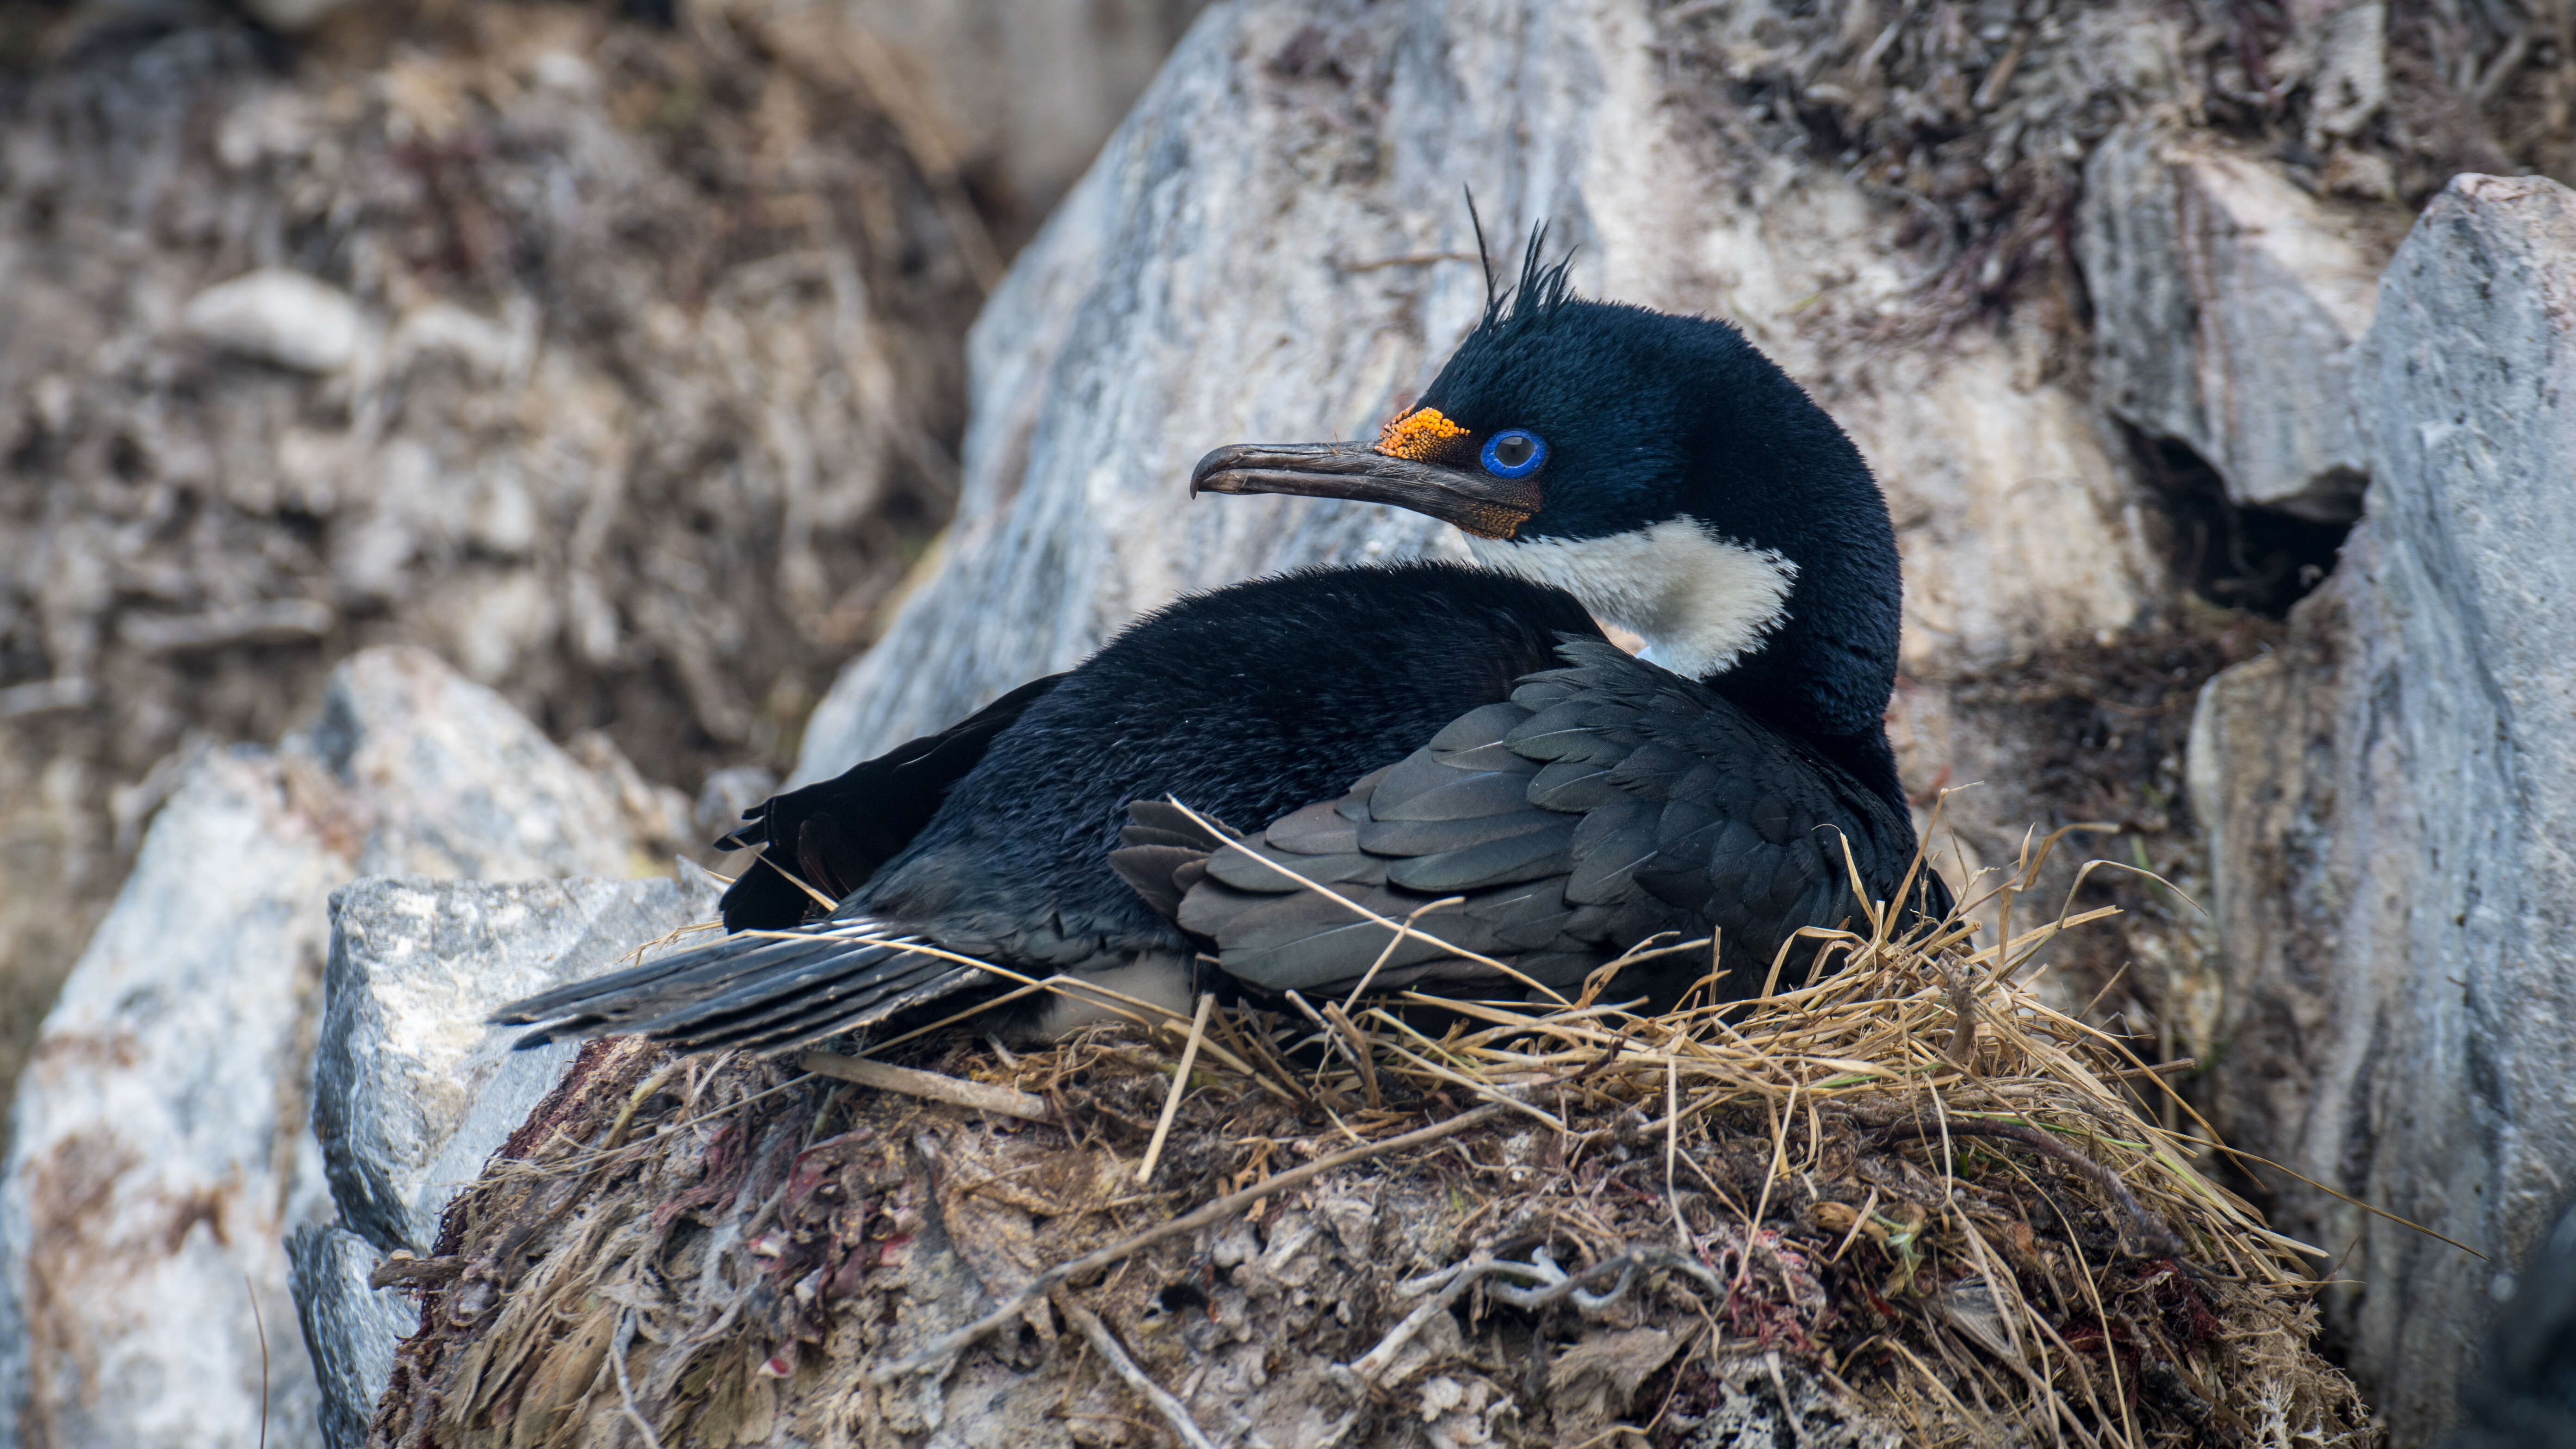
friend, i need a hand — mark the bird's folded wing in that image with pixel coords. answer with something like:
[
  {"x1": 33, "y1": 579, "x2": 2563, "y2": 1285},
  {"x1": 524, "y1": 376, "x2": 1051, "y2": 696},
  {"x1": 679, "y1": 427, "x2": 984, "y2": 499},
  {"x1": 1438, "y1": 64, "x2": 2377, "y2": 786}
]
[{"x1": 1145, "y1": 638, "x2": 1907, "y2": 998}]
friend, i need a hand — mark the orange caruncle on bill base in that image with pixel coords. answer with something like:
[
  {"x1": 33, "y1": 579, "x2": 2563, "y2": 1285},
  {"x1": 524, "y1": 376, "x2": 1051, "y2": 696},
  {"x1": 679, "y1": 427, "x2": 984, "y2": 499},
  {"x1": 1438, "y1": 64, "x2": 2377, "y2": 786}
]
[{"x1": 1375, "y1": 405, "x2": 1472, "y2": 462}]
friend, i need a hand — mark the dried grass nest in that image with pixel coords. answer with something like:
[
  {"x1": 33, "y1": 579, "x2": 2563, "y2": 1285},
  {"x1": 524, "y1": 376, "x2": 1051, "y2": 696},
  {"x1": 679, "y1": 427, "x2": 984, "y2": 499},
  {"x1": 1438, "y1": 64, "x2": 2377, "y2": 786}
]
[{"x1": 367, "y1": 826, "x2": 2375, "y2": 1449}]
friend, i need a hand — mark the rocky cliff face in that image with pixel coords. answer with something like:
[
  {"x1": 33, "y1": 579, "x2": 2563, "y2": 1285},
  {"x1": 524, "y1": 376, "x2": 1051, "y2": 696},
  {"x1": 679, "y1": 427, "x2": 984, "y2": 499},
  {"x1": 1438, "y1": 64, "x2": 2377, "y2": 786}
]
[
  {"x1": 0, "y1": 648, "x2": 694, "y2": 1449},
  {"x1": 2080, "y1": 122, "x2": 2399, "y2": 523},
  {"x1": 2191, "y1": 173, "x2": 2576, "y2": 1443}
]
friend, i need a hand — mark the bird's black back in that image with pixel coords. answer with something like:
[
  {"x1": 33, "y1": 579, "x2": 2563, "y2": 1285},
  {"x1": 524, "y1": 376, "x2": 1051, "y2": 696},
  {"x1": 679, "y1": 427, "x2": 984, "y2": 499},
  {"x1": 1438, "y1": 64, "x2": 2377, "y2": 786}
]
[
  {"x1": 843, "y1": 562, "x2": 1605, "y2": 966},
  {"x1": 715, "y1": 671, "x2": 1067, "y2": 931}
]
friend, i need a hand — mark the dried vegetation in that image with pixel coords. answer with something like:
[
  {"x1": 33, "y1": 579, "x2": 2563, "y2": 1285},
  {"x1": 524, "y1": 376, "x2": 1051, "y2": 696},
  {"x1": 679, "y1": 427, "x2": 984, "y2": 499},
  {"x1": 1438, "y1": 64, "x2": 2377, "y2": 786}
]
[{"x1": 367, "y1": 826, "x2": 2371, "y2": 1448}]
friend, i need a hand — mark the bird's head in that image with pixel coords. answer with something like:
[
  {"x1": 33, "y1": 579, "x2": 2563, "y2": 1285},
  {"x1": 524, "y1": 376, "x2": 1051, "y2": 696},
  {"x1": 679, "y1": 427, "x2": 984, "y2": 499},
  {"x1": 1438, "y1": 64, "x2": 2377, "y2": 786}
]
[{"x1": 1193, "y1": 242, "x2": 1905, "y2": 772}]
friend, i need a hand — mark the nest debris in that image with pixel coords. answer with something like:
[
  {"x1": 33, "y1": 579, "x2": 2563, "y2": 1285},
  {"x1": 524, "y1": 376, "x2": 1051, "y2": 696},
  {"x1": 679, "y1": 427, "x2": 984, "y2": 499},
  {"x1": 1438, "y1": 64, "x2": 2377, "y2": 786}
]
[{"x1": 365, "y1": 830, "x2": 2373, "y2": 1449}]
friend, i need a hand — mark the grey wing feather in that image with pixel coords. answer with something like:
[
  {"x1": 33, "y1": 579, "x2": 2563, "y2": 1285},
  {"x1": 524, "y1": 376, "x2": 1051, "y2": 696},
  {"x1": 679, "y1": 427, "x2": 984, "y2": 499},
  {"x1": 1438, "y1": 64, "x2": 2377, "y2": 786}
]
[{"x1": 1143, "y1": 637, "x2": 1935, "y2": 1002}]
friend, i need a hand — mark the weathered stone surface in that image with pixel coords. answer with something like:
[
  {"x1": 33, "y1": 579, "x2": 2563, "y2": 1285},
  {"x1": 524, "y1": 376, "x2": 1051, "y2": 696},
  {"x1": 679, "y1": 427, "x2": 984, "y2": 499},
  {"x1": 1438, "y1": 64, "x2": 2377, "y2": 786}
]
[
  {"x1": 297, "y1": 875, "x2": 715, "y2": 1446},
  {"x1": 316, "y1": 875, "x2": 717, "y2": 1257},
  {"x1": 0, "y1": 6, "x2": 994, "y2": 1172},
  {"x1": 2080, "y1": 121, "x2": 2393, "y2": 521},
  {"x1": 306, "y1": 648, "x2": 674, "y2": 884},
  {"x1": 794, "y1": 0, "x2": 2167, "y2": 784},
  {"x1": 844, "y1": 0, "x2": 1212, "y2": 221},
  {"x1": 181, "y1": 268, "x2": 366, "y2": 375},
  {"x1": 2192, "y1": 173, "x2": 2576, "y2": 1443},
  {"x1": 0, "y1": 647, "x2": 680, "y2": 1449},
  {"x1": 0, "y1": 749, "x2": 348, "y2": 1449},
  {"x1": 287, "y1": 1225, "x2": 414, "y2": 1449}
]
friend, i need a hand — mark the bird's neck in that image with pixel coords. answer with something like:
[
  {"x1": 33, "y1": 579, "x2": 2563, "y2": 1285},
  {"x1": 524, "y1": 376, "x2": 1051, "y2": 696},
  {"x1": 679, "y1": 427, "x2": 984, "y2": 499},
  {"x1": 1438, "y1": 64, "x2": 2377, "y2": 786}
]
[
  {"x1": 1718, "y1": 680, "x2": 1908, "y2": 815},
  {"x1": 1465, "y1": 516, "x2": 1906, "y2": 811},
  {"x1": 1705, "y1": 535, "x2": 1907, "y2": 814},
  {"x1": 1464, "y1": 516, "x2": 1796, "y2": 678}
]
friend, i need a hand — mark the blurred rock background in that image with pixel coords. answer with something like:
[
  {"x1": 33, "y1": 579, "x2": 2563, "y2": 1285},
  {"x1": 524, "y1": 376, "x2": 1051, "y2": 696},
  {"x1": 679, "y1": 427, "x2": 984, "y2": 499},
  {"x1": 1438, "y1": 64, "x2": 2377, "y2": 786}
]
[
  {"x1": 4, "y1": 0, "x2": 2576, "y2": 1444},
  {"x1": 0, "y1": 0, "x2": 1207, "y2": 1134}
]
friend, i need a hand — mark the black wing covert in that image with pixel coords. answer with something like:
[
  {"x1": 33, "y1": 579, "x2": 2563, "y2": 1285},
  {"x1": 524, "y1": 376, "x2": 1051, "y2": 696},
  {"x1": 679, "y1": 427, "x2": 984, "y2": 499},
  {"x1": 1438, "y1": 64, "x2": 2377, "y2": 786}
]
[
  {"x1": 1127, "y1": 638, "x2": 1941, "y2": 1002},
  {"x1": 715, "y1": 673, "x2": 1069, "y2": 930}
]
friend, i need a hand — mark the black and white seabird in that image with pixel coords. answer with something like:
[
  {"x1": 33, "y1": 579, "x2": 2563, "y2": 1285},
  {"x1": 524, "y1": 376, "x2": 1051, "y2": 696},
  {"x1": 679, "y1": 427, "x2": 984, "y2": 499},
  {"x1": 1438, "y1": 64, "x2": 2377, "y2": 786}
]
[{"x1": 494, "y1": 247, "x2": 1951, "y2": 1055}]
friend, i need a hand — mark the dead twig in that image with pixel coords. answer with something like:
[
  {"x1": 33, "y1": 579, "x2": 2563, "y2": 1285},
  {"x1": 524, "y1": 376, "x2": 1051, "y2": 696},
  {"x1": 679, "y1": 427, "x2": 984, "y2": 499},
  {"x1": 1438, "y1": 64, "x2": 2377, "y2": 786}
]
[
  {"x1": 247, "y1": 1275, "x2": 269, "y2": 1449},
  {"x1": 1335, "y1": 1251, "x2": 1496, "y2": 1390},
  {"x1": 1944, "y1": 960, "x2": 1981, "y2": 1071},
  {"x1": 801, "y1": 1051, "x2": 1056, "y2": 1123},
  {"x1": 1061, "y1": 1297, "x2": 1218, "y2": 1449},
  {"x1": 1323, "y1": 1000, "x2": 1384, "y2": 1110},
  {"x1": 612, "y1": 1308, "x2": 666, "y2": 1449}
]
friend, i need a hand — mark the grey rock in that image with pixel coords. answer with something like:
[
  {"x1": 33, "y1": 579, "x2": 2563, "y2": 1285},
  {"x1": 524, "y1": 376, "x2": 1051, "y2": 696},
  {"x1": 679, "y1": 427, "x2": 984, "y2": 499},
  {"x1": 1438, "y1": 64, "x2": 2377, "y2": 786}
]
[
  {"x1": 794, "y1": 0, "x2": 2167, "y2": 783},
  {"x1": 303, "y1": 649, "x2": 643, "y2": 883},
  {"x1": 0, "y1": 748, "x2": 348, "y2": 1449},
  {"x1": 181, "y1": 268, "x2": 366, "y2": 375},
  {"x1": 314, "y1": 875, "x2": 716, "y2": 1257},
  {"x1": 843, "y1": 0, "x2": 1212, "y2": 222},
  {"x1": 296, "y1": 875, "x2": 713, "y2": 1444},
  {"x1": 2080, "y1": 122, "x2": 2391, "y2": 521},
  {"x1": 286, "y1": 1225, "x2": 412, "y2": 1449},
  {"x1": 236, "y1": 0, "x2": 357, "y2": 33},
  {"x1": 2192, "y1": 173, "x2": 2576, "y2": 1443},
  {"x1": 0, "y1": 647, "x2": 681, "y2": 1449}
]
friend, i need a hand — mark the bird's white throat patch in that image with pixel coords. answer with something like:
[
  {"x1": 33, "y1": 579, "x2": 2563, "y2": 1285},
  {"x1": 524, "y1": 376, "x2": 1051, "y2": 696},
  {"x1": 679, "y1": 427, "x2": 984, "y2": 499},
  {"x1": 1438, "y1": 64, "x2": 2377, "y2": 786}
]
[{"x1": 1465, "y1": 517, "x2": 1797, "y2": 679}]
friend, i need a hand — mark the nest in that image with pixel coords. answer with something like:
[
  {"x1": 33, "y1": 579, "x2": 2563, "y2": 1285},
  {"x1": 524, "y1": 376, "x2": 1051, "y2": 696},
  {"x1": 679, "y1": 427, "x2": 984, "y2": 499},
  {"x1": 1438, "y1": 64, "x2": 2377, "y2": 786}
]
[{"x1": 365, "y1": 830, "x2": 2373, "y2": 1449}]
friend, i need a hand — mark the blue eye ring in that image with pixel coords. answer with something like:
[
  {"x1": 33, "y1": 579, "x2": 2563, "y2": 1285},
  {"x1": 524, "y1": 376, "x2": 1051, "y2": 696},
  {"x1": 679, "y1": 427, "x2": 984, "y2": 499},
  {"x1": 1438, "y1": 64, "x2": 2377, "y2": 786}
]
[{"x1": 1480, "y1": 429, "x2": 1548, "y2": 479}]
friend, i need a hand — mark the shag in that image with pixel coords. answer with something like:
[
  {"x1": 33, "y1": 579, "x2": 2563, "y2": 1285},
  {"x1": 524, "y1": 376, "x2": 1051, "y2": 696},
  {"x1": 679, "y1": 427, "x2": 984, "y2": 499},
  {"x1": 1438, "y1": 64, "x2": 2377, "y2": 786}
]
[{"x1": 495, "y1": 244, "x2": 1951, "y2": 1054}]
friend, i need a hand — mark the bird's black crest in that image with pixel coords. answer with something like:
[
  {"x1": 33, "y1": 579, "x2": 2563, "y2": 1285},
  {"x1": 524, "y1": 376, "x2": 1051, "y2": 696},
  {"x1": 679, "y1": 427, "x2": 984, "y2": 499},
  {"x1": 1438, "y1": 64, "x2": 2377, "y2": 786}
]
[
  {"x1": 1474, "y1": 223, "x2": 1578, "y2": 340},
  {"x1": 1464, "y1": 186, "x2": 1499, "y2": 311}
]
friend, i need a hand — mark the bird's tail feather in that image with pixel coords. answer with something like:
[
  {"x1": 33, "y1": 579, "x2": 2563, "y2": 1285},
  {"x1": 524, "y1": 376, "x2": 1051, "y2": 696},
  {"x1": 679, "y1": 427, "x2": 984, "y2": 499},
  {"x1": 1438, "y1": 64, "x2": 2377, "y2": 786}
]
[{"x1": 492, "y1": 919, "x2": 982, "y2": 1055}]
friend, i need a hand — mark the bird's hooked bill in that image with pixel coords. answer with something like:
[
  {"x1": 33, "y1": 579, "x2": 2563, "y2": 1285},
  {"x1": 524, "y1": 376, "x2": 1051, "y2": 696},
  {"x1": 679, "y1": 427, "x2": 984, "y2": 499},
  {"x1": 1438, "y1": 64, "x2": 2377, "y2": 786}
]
[{"x1": 1190, "y1": 433, "x2": 1541, "y2": 540}]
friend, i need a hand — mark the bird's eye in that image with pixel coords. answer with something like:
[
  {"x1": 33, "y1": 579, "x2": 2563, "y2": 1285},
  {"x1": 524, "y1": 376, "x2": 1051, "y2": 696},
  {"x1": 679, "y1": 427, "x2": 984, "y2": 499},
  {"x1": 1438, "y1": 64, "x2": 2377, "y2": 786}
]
[{"x1": 1480, "y1": 429, "x2": 1547, "y2": 479}]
